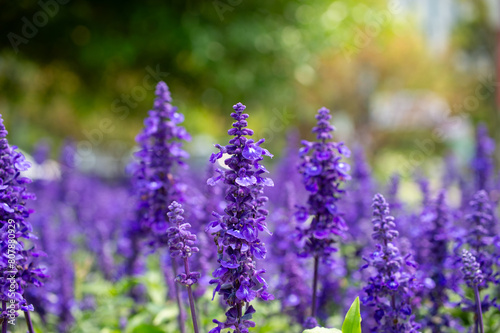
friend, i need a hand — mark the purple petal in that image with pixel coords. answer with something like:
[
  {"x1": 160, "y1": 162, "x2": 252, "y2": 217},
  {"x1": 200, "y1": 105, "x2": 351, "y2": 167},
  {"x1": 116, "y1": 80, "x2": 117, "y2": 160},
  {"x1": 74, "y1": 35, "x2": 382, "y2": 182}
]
[
  {"x1": 306, "y1": 164, "x2": 322, "y2": 176},
  {"x1": 261, "y1": 148, "x2": 273, "y2": 158},
  {"x1": 235, "y1": 176, "x2": 257, "y2": 187},
  {"x1": 242, "y1": 144, "x2": 263, "y2": 160},
  {"x1": 261, "y1": 178, "x2": 274, "y2": 187},
  {"x1": 316, "y1": 150, "x2": 331, "y2": 161},
  {"x1": 1, "y1": 203, "x2": 14, "y2": 213},
  {"x1": 313, "y1": 229, "x2": 329, "y2": 239},
  {"x1": 227, "y1": 229, "x2": 244, "y2": 239},
  {"x1": 207, "y1": 175, "x2": 222, "y2": 186}
]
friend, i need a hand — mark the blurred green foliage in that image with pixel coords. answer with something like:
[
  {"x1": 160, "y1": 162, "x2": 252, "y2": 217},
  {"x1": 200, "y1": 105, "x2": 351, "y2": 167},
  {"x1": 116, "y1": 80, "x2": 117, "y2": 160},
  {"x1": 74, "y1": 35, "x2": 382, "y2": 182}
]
[
  {"x1": 25, "y1": 248, "x2": 500, "y2": 332},
  {"x1": 0, "y1": 0, "x2": 498, "y2": 181}
]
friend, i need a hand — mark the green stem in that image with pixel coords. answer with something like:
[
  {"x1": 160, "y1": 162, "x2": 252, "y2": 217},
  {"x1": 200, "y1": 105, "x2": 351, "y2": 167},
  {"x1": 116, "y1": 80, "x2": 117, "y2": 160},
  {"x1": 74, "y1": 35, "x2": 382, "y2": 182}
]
[
  {"x1": 236, "y1": 303, "x2": 243, "y2": 333},
  {"x1": 473, "y1": 284, "x2": 484, "y2": 333},
  {"x1": 311, "y1": 255, "x2": 319, "y2": 318},
  {"x1": 183, "y1": 258, "x2": 199, "y2": 333},
  {"x1": 24, "y1": 311, "x2": 35, "y2": 333},
  {"x1": 171, "y1": 260, "x2": 186, "y2": 333}
]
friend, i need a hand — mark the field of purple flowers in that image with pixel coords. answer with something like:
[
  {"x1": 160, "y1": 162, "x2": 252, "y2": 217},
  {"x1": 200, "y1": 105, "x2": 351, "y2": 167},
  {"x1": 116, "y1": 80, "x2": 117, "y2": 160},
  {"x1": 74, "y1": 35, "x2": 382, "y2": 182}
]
[{"x1": 1, "y1": 80, "x2": 499, "y2": 333}]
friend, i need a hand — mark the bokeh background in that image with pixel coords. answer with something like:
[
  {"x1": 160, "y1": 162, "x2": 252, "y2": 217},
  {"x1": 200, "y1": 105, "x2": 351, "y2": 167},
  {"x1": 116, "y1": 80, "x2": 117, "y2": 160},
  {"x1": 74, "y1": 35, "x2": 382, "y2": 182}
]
[
  {"x1": 1, "y1": 0, "x2": 499, "y2": 185},
  {"x1": 1, "y1": 0, "x2": 500, "y2": 332}
]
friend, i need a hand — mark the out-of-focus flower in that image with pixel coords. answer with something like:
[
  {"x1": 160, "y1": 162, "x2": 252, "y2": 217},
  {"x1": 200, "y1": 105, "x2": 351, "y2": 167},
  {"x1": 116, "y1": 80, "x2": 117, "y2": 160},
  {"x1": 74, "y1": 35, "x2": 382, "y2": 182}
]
[
  {"x1": 126, "y1": 81, "x2": 191, "y2": 331},
  {"x1": 167, "y1": 201, "x2": 200, "y2": 333},
  {"x1": 132, "y1": 81, "x2": 191, "y2": 250},
  {"x1": 295, "y1": 107, "x2": 350, "y2": 262},
  {"x1": 361, "y1": 194, "x2": 421, "y2": 333},
  {"x1": 461, "y1": 250, "x2": 483, "y2": 288},
  {"x1": 294, "y1": 107, "x2": 350, "y2": 323},
  {"x1": 471, "y1": 124, "x2": 494, "y2": 192},
  {"x1": 343, "y1": 145, "x2": 374, "y2": 245},
  {"x1": 460, "y1": 250, "x2": 485, "y2": 333},
  {"x1": 417, "y1": 190, "x2": 458, "y2": 330},
  {"x1": 463, "y1": 190, "x2": 498, "y2": 283},
  {"x1": 457, "y1": 190, "x2": 499, "y2": 314},
  {"x1": 167, "y1": 201, "x2": 200, "y2": 283}
]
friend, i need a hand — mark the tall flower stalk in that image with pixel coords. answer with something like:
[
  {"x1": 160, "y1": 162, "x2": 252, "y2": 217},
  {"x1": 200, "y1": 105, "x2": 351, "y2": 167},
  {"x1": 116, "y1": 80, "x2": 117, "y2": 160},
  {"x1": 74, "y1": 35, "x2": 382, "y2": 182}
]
[
  {"x1": 206, "y1": 102, "x2": 274, "y2": 333},
  {"x1": 344, "y1": 145, "x2": 374, "y2": 245},
  {"x1": 463, "y1": 190, "x2": 498, "y2": 286},
  {"x1": 416, "y1": 190, "x2": 461, "y2": 331},
  {"x1": 0, "y1": 115, "x2": 47, "y2": 332},
  {"x1": 131, "y1": 81, "x2": 191, "y2": 332},
  {"x1": 471, "y1": 124, "x2": 494, "y2": 192},
  {"x1": 134, "y1": 81, "x2": 190, "y2": 248},
  {"x1": 167, "y1": 201, "x2": 200, "y2": 333},
  {"x1": 294, "y1": 107, "x2": 350, "y2": 322},
  {"x1": 460, "y1": 250, "x2": 484, "y2": 333},
  {"x1": 361, "y1": 194, "x2": 420, "y2": 332},
  {"x1": 267, "y1": 131, "x2": 310, "y2": 324},
  {"x1": 457, "y1": 190, "x2": 499, "y2": 327}
]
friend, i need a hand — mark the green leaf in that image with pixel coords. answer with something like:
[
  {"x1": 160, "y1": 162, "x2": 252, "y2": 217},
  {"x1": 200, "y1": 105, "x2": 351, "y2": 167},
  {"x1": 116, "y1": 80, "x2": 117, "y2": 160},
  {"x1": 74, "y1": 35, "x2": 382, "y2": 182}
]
[
  {"x1": 130, "y1": 324, "x2": 165, "y2": 333},
  {"x1": 153, "y1": 307, "x2": 178, "y2": 325},
  {"x1": 303, "y1": 328, "x2": 342, "y2": 333},
  {"x1": 342, "y1": 297, "x2": 362, "y2": 333}
]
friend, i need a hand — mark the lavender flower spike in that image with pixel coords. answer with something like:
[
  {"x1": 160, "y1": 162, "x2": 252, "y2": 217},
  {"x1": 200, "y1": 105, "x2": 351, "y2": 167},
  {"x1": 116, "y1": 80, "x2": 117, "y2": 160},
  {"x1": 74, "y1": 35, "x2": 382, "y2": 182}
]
[
  {"x1": 460, "y1": 250, "x2": 484, "y2": 333},
  {"x1": 167, "y1": 201, "x2": 200, "y2": 333},
  {"x1": 207, "y1": 102, "x2": 274, "y2": 333},
  {"x1": 134, "y1": 81, "x2": 191, "y2": 248},
  {"x1": 131, "y1": 81, "x2": 191, "y2": 332},
  {"x1": 0, "y1": 114, "x2": 47, "y2": 332},
  {"x1": 471, "y1": 124, "x2": 494, "y2": 191},
  {"x1": 361, "y1": 194, "x2": 421, "y2": 333},
  {"x1": 464, "y1": 190, "x2": 498, "y2": 287},
  {"x1": 294, "y1": 107, "x2": 350, "y2": 320}
]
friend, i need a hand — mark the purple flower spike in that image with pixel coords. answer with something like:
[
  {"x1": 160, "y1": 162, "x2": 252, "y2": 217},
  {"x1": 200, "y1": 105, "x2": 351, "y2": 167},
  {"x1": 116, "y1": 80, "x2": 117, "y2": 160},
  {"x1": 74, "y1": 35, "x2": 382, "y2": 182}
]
[
  {"x1": 127, "y1": 81, "x2": 191, "y2": 332},
  {"x1": 0, "y1": 114, "x2": 47, "y2": 327},
  {"x1": 167, "y1": 201, "x2": 200, "y2": 262},
  {"x1": 463, "y1": 190, "x2": 498, "y2": 286},
  {"x1": 460, "y1": 250, "x2": 485, "y2": 333},
  {"x1": 461, "y1": 250, "x2": 483, "y2": 288},
  {"x1": 343, "y1": 145, "x2": 374, "y2": 245},
  {"x1": 131, "y1": 81, "x2": 191, "y2": 250},
  {"x1": 471, "y1": 124, "x2": 494, "y2": 192},
  {"x1": 207, "y1": 102, "x2": 273, "y2": 333},
  {"x1": 416, "y1": 190, "x2": 457, "y2": 330},
  {"x1": 167, "y1": 201, "x2": 200, "y2": 333},
  {"x1": 361, "y1": 194, "x2": 421, "y2": 332},
  {"x1": 457, "y1": 190, "x2": 499, "y2": 318},
  {"x1": 295, "y1": 107, "x2": 350, "y2": 262},
  {"x1": 294, "y1": 107, "x2": 350, "y2": 322},
  {"x1": 303, "y1": 316, "x2": 319, "y2": 329}
]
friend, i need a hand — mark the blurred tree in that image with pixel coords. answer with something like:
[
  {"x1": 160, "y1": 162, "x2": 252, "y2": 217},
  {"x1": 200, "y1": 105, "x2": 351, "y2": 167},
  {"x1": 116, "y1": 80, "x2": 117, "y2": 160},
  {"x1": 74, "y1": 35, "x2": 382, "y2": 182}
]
[{"x1": 0, "y1": 0, "x2": 497, "y2": 176}]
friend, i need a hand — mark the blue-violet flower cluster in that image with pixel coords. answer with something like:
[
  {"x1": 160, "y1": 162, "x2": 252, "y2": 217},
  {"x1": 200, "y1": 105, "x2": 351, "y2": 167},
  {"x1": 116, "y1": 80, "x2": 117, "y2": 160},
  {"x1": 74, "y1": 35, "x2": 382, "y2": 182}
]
[
  {"x1": 167, "y1": 201, "x2": 201, "y2": 286},
  {"x1": 362, "y1": 194, "x2": 420, "y2": 333},
  {"x1": 471, "y1": 124, "x2": 494, "y2": 191},
  {"x1": 132, "y1": 81, "x2": 191, "y2": 250},
  {"x1": 461, "y1": 250, "x2": 484, "y2": 288},
  {"x1": 463, "y1": 190, "x2": 498, "y2": 286},
  {"x1": 206, "y1": 102, "x2": 274, "y2": 333},
  {"x1": 295, "y1": 107, "x2": 350, "y2": 262},
  {"x1": 0, "y1": 114, "x2": 47, "y2": 323}
]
